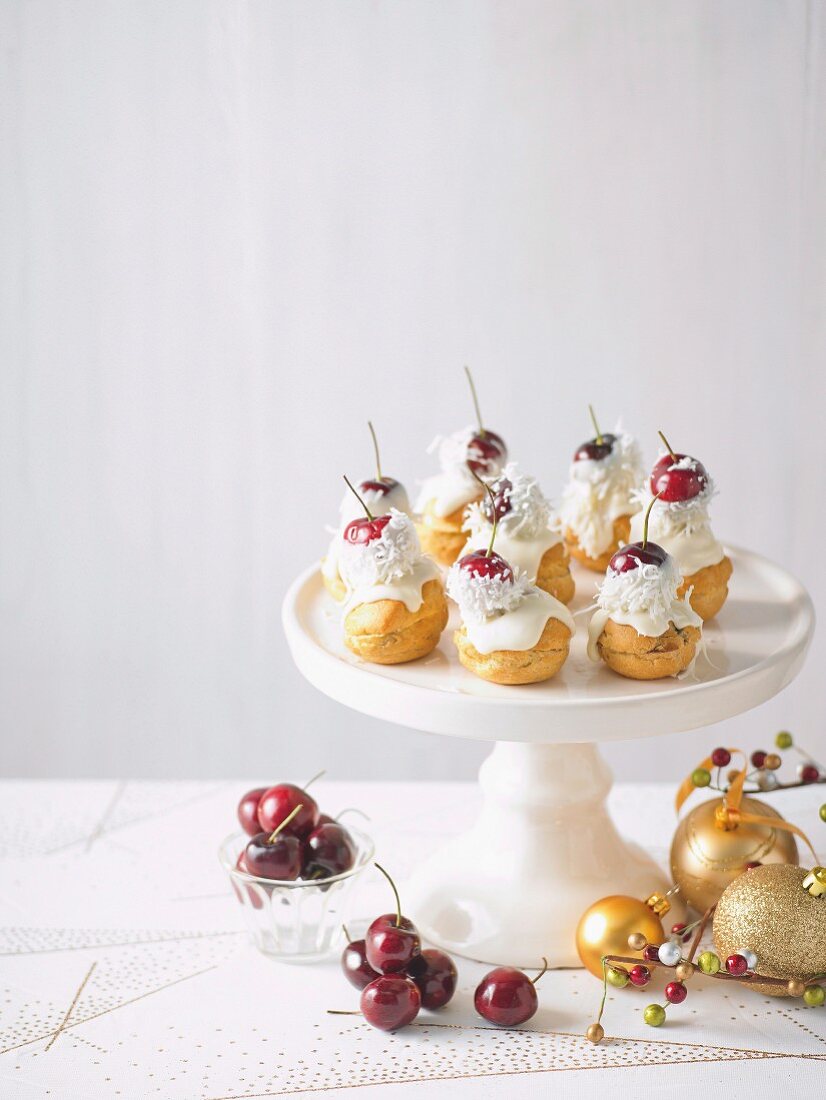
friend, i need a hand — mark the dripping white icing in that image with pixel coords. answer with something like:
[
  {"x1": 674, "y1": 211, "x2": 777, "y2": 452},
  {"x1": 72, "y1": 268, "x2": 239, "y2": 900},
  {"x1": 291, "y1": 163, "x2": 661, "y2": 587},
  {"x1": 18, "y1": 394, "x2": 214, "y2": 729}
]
[
  {"x1": 415, "y1": 426, "x2": 505, "y2": 519},
  {"x1": 560, "y1": 429, "x2": 643, "y2": 557},
  {"x1": 343, "y1": 558, "x2": 441, "y2": 615},
  {"x1": 463, "y1": 588, "x2": 574, "y2": 655},
  {"x1": 629, "y1": 482, "x2": 724, "y2": 576},
  {"x1": 324, "y1": 484, "x2": 412, "y2": 586}
]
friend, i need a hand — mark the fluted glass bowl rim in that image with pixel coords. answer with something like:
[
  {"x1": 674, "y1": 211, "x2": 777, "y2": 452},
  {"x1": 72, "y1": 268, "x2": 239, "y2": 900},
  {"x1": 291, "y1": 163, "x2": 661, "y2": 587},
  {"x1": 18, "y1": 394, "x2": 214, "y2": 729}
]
[{"x1": 218, "y1": 825, "x2": 375, "y2": 890}]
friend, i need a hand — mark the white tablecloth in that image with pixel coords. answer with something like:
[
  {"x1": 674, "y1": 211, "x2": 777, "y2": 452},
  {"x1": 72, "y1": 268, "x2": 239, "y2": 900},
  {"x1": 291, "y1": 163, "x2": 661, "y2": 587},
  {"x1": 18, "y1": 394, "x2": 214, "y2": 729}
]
[{"x1": 1, "y1": 779, "x2": 824, "y2": 1099}]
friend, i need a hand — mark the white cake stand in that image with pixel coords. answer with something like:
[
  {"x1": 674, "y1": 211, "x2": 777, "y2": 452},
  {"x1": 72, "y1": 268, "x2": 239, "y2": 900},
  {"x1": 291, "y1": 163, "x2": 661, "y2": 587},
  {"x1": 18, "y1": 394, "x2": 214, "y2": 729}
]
[{"x1": 282, "y1": 547, "x2": 814, "y2": 967}]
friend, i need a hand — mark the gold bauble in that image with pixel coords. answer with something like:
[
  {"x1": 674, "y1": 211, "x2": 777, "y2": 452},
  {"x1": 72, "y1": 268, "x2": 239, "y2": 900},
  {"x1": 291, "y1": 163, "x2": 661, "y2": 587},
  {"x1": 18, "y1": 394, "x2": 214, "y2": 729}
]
[
  {"x1": 575, "y1": 895, "x2": 665, "y2": 978},
  {"x1": 713, "y1": 864, "x2": 826, "y2": 996},
  {"x1": 670, "y1": 796, "x2": 798, "y2": 912}
]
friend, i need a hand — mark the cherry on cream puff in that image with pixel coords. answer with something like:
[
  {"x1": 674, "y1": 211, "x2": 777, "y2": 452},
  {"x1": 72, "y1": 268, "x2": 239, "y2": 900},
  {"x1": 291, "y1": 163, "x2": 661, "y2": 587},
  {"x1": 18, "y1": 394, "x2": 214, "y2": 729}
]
[
  {"x1": 338, "y1": 479, "x2": 447, "y2": 665},
  {"x1": 588, "y1": 498, "x2": 703, "y2": 680},
  {"x1": 446, "y1": 484, "x2": 574, "y2": 685},
  {"x1": 628, "y1": 432, "x2": 732, "y2": 620},
  {"x1": 322, "y1": 423, "x2": 411, "y2": 601},
  {"x1": 560, "y1": 407, "x2": 643, "y2": 572},
  {"x1": 414, "y1": 369, "x2": 507, "y2": 567},
  {"x1": 460, "y1": 464, "x2": 574, "y2": 604}
]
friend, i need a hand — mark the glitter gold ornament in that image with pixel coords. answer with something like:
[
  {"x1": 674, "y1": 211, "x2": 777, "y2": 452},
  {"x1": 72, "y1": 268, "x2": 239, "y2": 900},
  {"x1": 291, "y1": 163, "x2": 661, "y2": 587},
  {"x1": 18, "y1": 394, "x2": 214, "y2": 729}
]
[
  {"x1": 670, "y1": 796, "x2": 798, "y2": 912},
  {"x1": 575, "y1": 895, "x2": 666, "y2": 978},
  {"x1": 713, "y1": 864, "x2": 826, "y2": 996}
]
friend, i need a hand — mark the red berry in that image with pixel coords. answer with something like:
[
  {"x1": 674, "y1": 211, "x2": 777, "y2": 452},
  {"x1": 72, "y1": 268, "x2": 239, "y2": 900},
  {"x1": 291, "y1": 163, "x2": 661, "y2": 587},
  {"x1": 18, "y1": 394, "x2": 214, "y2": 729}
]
[
  {"x1": 665, "y1": 981, "x2": 687, "y2": 1004},
  {"x1": 628, "y1": 965, "x2": 650, "y2": 988},
  {"x1": 711, "y1": 748, "x2": 731, "y2": 767},
  {"x1": 467, "y1": 431, "x2": 507, "y2": 475},
  {"x1": 365, "y1": 914, "x2": 421, "y2": 974},
  {"x1": 609, "y1": 542, "x2": 668, "y2": 574},
  {"x1": 800, "y1": 764, "x2": 820, "y2": 784},
  {"x1": 406, "y1": 949, "x2": 458, "y2": 1010},
  {"x1": 360, "y1": 976, "x2": 421, "y2": 1031},
  {"x1": 458, "y1": 550, "x2": 514, "y2": 582},
  {"x1": 237, "y1": 787, "x2": 268, "y2": 836},
  {"x1": 750, "y1": 750, "x2": 767, "y2": 769},
  {"x1": 473, "y1": 967, "x2": 538, "y2": 1027},
  {"x1": 256, "y1": 784, "x2": 319, "y2": 839},
  {"x1": 671, "y1": 922, "x2": 690, "y2": 944},
  {"x1": 726, "y1": 953, "x2": 748, "y2": 976},
  {"x1": 343, "y1": 513, "x2": 392, "y2": 546},
  {"x1": 643, "y1": 945, "x2": 660, "y2": 963},
  {"x1": 650, "y1": 453, "x2": 709, "y2": 502},
  {"x1": 341, "y1": 938, "x2": 380, "y2": 990}
]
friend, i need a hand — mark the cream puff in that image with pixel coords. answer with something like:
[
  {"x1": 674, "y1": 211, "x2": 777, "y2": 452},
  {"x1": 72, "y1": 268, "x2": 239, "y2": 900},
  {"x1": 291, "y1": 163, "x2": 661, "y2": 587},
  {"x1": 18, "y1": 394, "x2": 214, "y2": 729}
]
[
  {"x1": 587, "y1": 512, "x2": 703, "y2": 680},
  {"x1": 629, "y1": 434, "x2": 732, "y2": 620},
  {"x1": 560, "y1": 410, "x2": 643, "y2": 572},
  {"x1": 446, "y1": 545, "x2": 574, "y2": 685},
  {"x1": 460, "y1": 464, "x2": 574, "y2": 604},
  {"x1": 322, "y1": 423, "x2": 411, "y2": 600},
  {"x1": 338, "y1": 490, "x2": 447, "y2": 664}
]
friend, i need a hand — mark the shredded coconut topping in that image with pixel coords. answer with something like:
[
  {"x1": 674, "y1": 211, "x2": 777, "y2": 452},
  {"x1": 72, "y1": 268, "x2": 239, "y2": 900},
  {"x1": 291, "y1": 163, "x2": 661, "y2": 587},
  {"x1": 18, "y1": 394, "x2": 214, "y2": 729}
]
[
  {"x1": 464, "y1": 463, "x2": 554, "y2": 541},
  {"x1": 596, "y1": 555, "x2": 683, "y2": 622},
  {"x1": 560, "y1": 428, "x2": 643, "y2": 557},
  {"x1": 632, "y1": 474, "x2": 717, "y2": 539},
  {"x1": 446, "y1": 559, "x2": 534, "y2": 624},
  {"x1": 428, "y1": 425, "x2": 505, "y2": 479},
  {"x1": 338, "y1": 509, "x2": 422, "y2": 590}
]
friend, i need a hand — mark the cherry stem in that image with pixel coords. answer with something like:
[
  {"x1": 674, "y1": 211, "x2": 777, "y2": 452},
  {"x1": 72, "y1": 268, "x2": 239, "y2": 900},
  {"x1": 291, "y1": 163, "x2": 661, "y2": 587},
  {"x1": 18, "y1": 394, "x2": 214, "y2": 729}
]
[
  {"x1": 641, "y1": 491, "x2": 662, "y2": 549},
  {"x1": 342, "y1": 923, "x2": 352, "y2": 942},
  {"x1": 335, "y1": 807, "x2": 372, "y2": 822},
  {"x1": 588, "y1": 404, "x2": 603, "y2": 445},
  {"x1": 531, "y1": 957, "x2": 549, "y2": 985},
  {"x1": 343, "y1": 474, "x2": 374, "y2": 521},
  {"x1": 658, "y1": 430, "x2": 677, "y2": 461},
  {"x1": 367, "y1": 421, "x2": 382, "y2": 481},
  {"x1": 327, "y1": 1009, "x2": 362, "y2": 1016},
  {"x1": 374, "y1": 862, "x2": 402, "y2": 928},
  {"x1": 470, "y1": 467, "x2": 499, "y2": 557},
  {"x1": 303, "y1": 769, "x2": 326, "y2": 790},
  {"x1": 268, "y1": 802, "x2": 303, "y2": 845},
  {"x1": 464, "y1": 365, "x2": 485, "y2": 436}
]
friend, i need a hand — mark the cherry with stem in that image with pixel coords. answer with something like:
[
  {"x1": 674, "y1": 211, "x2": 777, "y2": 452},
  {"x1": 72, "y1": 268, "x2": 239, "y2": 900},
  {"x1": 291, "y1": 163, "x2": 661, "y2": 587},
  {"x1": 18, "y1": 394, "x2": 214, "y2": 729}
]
[
  {"x1": 343, "y1": 475, "x2": 375, "y2": 521},
  {"x1": 658, "y1": 430, "x2": 678, "y2": 461},
  {"x1": 268, "y1": 801, "x2": 303, "y2": 844},
  {"x1": 465, "y1": 365, "x2": 487, "y2": 438},
  {"x1": 588, "y1": 404, "x2": 603, "y2": 445}
]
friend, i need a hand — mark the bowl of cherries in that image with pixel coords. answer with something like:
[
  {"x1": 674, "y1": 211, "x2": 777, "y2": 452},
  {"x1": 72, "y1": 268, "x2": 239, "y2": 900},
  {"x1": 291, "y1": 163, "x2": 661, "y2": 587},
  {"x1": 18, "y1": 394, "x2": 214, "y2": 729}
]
[{"x1": 220, "y1": 777, "x2": 374, "y2": 962}]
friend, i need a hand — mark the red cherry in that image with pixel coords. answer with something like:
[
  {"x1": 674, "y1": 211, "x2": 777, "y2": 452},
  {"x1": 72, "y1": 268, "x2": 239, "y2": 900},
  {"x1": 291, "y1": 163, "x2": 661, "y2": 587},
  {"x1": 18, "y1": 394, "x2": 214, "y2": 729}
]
[
  {"x1": 365, "y1": 914, "x2": 421, "y2": 974},
  {"x1": 643, "y1": 945, "x2": 660, "y2": 963},
  {"x1": 458, "y1": 549, "x2": 514, "y2": 582},
  {"x1": 481, "y1": 477, "x2": 513, "y2": 524},
  {"x1": 467, "y1": 431, "x2": 506, "y2": 475},
  {"x1": 711, "y1": 748, "x2": 732, "y2": 767},
  {"x1": 665, "y1": 981, "x2": 687, "y2": 1004},
  {"x1": 360, "y1": 976, "x2": 421, "y2": 1031},
  {"x1": 407, "y1": 949, "x2": 458, "y2": 1010},
  {"x1": 358, "y1": 476, "x2": 400, "y2": 497},
  {"x1": 302, "y1": 823, "x2": 356, "y2": 879},
  {"x1": 650, "y1": 453, "x2": 709, "y2": 502},
  {"x1": 343, "y1": 513, "x2": 392, "y2": 546},
  {"x1": 474, "y1": 966, "x2": 539, "y2": 1027},
  {"x1": 574, "y1": 433, "x2": 617, "y2": 463},
  {"x1": 800, "y1": 764, "x2": 820, "y2": 784},
  {"x1": 237, "y1": 787, "x2": 268, "y2": 836},
  {"x1": 608, "y1": 542, "x2": 668, "y2": 573},
  {"x1": 317, "y1": 813, "x2": 336, "y2": 827},
  {"x1": 628, "y1": 965, "x2": 650, "y2": 988},
  {"x1": 257, "y1": 784, "x2": 319, "y2": 839},
  {"x1": 244, "y1": 831, "x2": 302, "y2": 881},
  {"x1": 670, "y1": 922, "x2": 691, "y2": 944},
  {"x1": 751, "y1": 750, "x2": 767, "y2": 769},
  {"x1": 232, "y1": 851, "x2": 264, "y2": 909},
  {"x1": 341, "y1": 938, "x2": 380, "y2": 990},
  {"x1": 726, "y1": 953, "x2": 748, "y2": 976}
]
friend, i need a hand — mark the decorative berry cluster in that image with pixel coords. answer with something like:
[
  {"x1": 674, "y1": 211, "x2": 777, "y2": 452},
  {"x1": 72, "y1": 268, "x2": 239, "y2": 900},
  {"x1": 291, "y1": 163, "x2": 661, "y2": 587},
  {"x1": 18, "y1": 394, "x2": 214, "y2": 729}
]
[
  {"x1": 336, "y1": 865, "x2": 548, "y2": 1031},
  {"x1": 690, "y1": 731, "x2": 826, "y2": 804}
]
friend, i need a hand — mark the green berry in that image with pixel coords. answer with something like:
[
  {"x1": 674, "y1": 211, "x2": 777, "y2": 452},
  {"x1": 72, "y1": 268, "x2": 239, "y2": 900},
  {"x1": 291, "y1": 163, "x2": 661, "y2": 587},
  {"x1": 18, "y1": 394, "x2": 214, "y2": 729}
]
[
  {"x1": 819, "y1": 804, "x2": 826, "y2": 823},
  {"x1": 697, "y1": 951, "x2": 720, "y2": 975},
  {"x1": 606, "y1": 966, "x2": 629, "y2": 989},
  {"x1": 643, "y1": 1003, "x2": 666, "y2": 1027},
  {"x1": 691, "y1": 767, "x2": 711, "y2": 788},
  {"x1": 804, "y1": 985, "x2": 825, "y2": 1007},
  {"x1": 775, "y1": 730, "x2": 793, "y2": 750}
]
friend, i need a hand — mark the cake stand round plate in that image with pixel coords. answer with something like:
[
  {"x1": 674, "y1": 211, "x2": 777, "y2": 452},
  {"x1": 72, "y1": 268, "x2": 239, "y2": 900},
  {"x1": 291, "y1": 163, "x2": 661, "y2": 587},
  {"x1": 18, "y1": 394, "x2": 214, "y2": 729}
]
[{"x1": 282, "y1": 547, "x2": 814, "y2": 966}]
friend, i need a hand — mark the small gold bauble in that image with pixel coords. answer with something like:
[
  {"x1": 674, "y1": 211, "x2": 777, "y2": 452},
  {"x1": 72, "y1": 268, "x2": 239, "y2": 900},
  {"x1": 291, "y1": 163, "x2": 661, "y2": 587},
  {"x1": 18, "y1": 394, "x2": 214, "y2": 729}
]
[
  {"x1": 713, "y1": 864, "x2": 826, "y2": 996},
  {"x1": 764, "y1": 753, "x2": 782, "y2": 770},
  {"x1": 670, "y1": 796, "x2": 798, "y2": 912},
  {"x1": 627, "y1": 932, "x2": 647, "y2": 951},
  {"x1": 787, "y1": 979, "x2": 806, "y2": 997},
  {"x1": 675, "y1": 961, "x2": 695, "y2": 981},
  {"x1": 586, "y1": 1022, "x2": 604, "y2": 1044},
  {"x1": 576, "y1": 895, "x2": 664, "y2": 978}
]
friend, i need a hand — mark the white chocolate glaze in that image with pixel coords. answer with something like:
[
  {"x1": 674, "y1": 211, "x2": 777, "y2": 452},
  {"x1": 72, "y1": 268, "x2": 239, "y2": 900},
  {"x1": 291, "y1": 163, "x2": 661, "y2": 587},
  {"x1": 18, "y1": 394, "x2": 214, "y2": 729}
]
[
  {"x1": 343, "y1": 558, "x2": 441, "y2": 615},
  {"x1": 560, "y1": 429, "x2": 643, "y2": 558},
  {"x1": 629, "y1": 481, "x2": 724, "y2": 576},
  {"x1": 463, "y1": 588, "x2": 574, "y2": 655},
  {"x1": 415, "y1": 426, "x2": 505, "y2": 519},
  {"x1": 459, "y1": 526, "x2": 561, "y2": 582}
]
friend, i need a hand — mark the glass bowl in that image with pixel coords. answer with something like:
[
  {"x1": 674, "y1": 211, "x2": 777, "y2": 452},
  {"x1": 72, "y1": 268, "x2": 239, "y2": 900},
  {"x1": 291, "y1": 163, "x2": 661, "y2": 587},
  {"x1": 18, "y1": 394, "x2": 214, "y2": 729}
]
[{"x1": 219, "y1": 826, "x2": 374, "y2": 962}]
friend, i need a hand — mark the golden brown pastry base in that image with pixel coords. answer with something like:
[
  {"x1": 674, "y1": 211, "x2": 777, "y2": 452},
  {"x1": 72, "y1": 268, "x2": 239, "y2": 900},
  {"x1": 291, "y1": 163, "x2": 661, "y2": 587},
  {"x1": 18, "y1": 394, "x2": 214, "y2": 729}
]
[
  {"x1": 595, "y1": 619, "x2": 701, "y2": 680},
  {"x1": 321, "y1": 561, "x2": 346, "y2": 602},
  {"x1": 414, "y1": 496, "x2": 481, "y2": 567},
  {"x1": 454, "y1": 617, "x2": 571, "y2": 685},
  {"x1": 344, "y1": 579, "x2": 448, "y2": 665},
  {"x1": 678, "y1": 555, "x2": 733, "y2": 621},
  {"x1": 566, "y1": 515, "x2": 632, "y2": 573},
  {"x1": 535, "y1": 542, "x2": 575, "y2": 604}
]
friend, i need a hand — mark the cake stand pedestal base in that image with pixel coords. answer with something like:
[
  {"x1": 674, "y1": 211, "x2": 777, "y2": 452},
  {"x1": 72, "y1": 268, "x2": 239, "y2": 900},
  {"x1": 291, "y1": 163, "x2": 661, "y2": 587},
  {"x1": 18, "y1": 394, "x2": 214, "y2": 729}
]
[{"x1": 406, "y1": 741, "x2": 677, "y2": 968}]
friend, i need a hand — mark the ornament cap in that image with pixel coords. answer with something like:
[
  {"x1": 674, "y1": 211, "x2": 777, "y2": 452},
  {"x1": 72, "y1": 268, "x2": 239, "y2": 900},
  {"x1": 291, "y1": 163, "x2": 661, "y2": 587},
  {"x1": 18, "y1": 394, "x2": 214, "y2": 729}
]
[
  {"x1": 645, "y1": 891, "x2": 672, "y2": 917},
  {"x1": 802, "y1": 867, "x2": 826, "y2": 897}
]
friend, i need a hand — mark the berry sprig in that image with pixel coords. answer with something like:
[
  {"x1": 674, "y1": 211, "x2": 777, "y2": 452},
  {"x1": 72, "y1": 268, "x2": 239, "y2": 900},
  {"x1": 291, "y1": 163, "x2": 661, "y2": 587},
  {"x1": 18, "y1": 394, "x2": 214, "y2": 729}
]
[{"x1": 689, "y1": 731, "x2": 826, "y2": 807}]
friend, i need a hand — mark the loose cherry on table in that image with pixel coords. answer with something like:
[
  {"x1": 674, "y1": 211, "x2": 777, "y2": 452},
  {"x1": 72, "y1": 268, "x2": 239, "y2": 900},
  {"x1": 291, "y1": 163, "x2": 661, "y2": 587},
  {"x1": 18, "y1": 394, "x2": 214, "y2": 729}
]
[
  {"x1": 407, "y1": 949, "x2": 458, "y2": 1010},
  {"x1": 474, "y1": 958, "x2": 547, "y2": 1027},
  {"x1": 237, "y1": 787, "x2": 269, "y2": 836},
  {"x1": 302, "y1": 822, "x2": 356, "y2": 879},
  {"x1": 364, "y1": 864, "x2": 421, "y2": 974},
  {"x1": 341, "y1": 931, "x2": 381, "y2": 991},
  {"x1": 649, "y1": 431, "x2": 709, "y2": 502},
  {"x1": 360, "y1": 976, "x2": 421, "y2": 1031},
  {"x1": 244, "y1": 803, "x2": 305, "y2": 881}
]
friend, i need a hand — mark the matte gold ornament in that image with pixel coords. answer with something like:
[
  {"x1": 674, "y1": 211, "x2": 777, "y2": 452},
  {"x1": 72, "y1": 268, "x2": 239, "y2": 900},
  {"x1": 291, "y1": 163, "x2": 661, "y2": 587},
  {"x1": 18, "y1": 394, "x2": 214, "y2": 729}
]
[
  {"x1": 576, "y1": 895, "x2": 665, "y2": 978},
  {"x1": 713, "y1": 864, "x2": 826, "y2": 996},
  {"x1": 670, "y1": 796, "x2": 798, "y2": 912}
]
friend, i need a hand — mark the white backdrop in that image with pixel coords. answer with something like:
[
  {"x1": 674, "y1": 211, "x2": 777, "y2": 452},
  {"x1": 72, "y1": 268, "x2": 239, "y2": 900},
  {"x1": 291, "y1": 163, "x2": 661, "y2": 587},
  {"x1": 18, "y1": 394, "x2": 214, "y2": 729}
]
[{"x1": 1, "y1": 0, "x2": 824, "y2": 781}]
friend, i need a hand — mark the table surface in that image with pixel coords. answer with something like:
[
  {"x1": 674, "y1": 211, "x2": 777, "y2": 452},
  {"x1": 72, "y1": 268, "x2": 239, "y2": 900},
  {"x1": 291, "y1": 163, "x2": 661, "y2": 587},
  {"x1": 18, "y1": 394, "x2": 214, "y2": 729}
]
[{"x1": 1, "y1": 779, "x2": 824, "y2": 1100}]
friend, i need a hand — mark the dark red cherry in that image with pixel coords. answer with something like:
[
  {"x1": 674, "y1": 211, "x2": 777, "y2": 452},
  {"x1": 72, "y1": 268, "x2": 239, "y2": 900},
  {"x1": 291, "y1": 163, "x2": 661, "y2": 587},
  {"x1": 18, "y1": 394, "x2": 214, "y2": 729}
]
[
  {"x1": 574, "y1": 432, "x2": 617, "y2": 463},
  {"x1": 474, "y1": 966, "x2": 538, "y2": 1027},
  {"x1": 343, "y1": 513, "x2": 392, "y2": 546},
  {"x1": 232, "y1": 851, "x2": 265, "y2": 909},
  {"x1": 244, "y1": 831, "x2": 302, "y2": 881},
  {"x1": 365, "y1": 914, "x2": 421, "y2": 974},
  {"x1": 481, "y1": 477, "x2": 513, "y2": 523},
  {"x1": 650, "y1": 453, "x2": 708, "y2": 502},
  {"x1": 237, "y1": 787, "x2": 268, "y2": 836},
  {"x1": 317, "y1": 813, "x2": 336, "y2": 827},
  {"x1": 407, "y1": 949, "x2": 458, "y2": 1010},
  {"x1": 302, "y1": 823, "x2": 356, "y2": 879},
  {"x1": 341, "y1": 938, "x2": 380, "y2": 990},
  {"x1": 359, "y1": 476, "x2": 400, "y2": 497},
  {"x1": 467, "y1": 431, "x2": 507, "y2": 474},
  {"x1": 608, "y1": 542, "x2": 668, "y2": 573},
  {"x1": 360, "y1": 976, "x2": 421, "y2": 1031},
  {"x1": 458, "y1": 550, "x2": 514, "y2": 582},
  {"x1": 257, "y1": 784, "x2": 319, "y2": 839}
]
